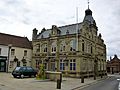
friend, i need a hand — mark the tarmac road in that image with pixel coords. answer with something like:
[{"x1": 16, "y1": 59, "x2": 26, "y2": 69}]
[{"x1": 80, "y1": 75, "x2": 119, "y2": 90}]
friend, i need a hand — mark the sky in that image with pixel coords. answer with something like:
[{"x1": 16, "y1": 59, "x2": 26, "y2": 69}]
[{"x1": 0, "y1": 0, "x2": 120, "y2": 59}]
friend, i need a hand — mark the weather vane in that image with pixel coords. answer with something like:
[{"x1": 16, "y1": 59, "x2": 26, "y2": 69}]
[{"x1": 88, "y1": 0, "x2": 90, "y2": 9}]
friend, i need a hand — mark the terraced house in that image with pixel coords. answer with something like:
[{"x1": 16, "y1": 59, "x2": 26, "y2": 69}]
[
  {"x1": 0, "y1": 33, "x2": 32, "y2": 72},
  {"x1": 32, "y1": 7, "x2": 106, "y2": 77}
]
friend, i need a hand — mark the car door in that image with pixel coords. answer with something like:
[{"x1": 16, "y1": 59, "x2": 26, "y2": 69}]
[
  {"x1": 21, "y1": 67, "x2": 27, "y2": 76},
  {"x1": 26, "y1": 67, "x2": 34, "y2": 76}
]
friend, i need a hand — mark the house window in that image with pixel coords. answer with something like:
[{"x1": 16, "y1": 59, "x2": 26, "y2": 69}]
[
  {"x1": 11, "y1": 49, "x2": 15, "y2": 56},
  {"x1": 0, "y1": 48, "x2": 1, "y2": 55},
  {"x1": 60, "y1": 59, "x2": 65, "y2": 70},
  {"x1": 70, "y1": 59, "x2": 76, "y2": 71},
  {"x1": 24, "y1": 50, "x2": 27, "y2": 56}
]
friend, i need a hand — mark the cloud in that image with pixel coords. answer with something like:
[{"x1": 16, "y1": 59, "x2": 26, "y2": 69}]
[{"x1": 0, "y1": 0, "x2": 120, "y2": 59}]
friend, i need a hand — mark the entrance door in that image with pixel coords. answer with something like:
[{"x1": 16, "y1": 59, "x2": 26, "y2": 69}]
[{"x1": 0, "y1": 61, "x2": 6, "y2": 72}]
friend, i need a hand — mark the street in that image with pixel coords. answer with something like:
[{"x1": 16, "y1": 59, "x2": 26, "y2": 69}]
[
  {"x1": 0, "y1": 72, "x2": 119, "y2": 90},
  {"x1": 80, "y1": 74, "x2": 120, "y2": 90}
]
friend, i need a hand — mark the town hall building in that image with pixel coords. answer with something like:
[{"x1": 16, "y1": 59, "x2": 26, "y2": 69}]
[{"x1": 32, "y1": 7, "x2": 106, "y2": 77}]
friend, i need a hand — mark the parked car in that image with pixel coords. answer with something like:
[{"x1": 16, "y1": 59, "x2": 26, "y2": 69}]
[{"x1": 12, "y1": 66, "x2": 37, "y2": 78}]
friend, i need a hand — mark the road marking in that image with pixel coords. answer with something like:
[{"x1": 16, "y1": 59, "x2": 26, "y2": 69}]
[
  {"x1": 117, "y1": 79, "x2": 120, "y2": 81},
  {"x1": 118, "y1": 82, "x2": 120, "y2": 90}
]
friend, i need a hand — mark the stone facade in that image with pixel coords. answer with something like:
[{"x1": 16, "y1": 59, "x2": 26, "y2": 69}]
[{"x1": 32, "y1": 8, "x2": 106, "y2": 77}]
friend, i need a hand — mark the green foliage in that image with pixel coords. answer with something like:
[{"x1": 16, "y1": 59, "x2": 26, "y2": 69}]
[{"x1": 36, "y1": 64, "x2": 46, "y2": 80}]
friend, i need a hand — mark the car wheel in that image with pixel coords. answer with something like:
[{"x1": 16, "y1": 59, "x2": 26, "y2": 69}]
[
  {"x1": 13, "y1": 75, "x2": 17, "y2": 78},
  {"x1": 20, "y1": 74, "x2": 24, "y2": 78}
]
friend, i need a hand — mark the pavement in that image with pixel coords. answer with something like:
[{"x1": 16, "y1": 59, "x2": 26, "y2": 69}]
[{"x1": 0, "y1": 73, "x2": 108, "y2": 90}]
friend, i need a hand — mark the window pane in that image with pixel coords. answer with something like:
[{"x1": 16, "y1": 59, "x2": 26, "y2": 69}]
[
  {"x1": 11, "y1": 49, "x2": 15, "y2": 56},
  {"x1": 24, "y1": 50, "x2": 27, "y2": 56}
]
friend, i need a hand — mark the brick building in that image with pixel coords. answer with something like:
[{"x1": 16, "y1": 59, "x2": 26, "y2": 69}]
[{"x1": 107, "y1": 55, "x2": 120, "y2": 74}]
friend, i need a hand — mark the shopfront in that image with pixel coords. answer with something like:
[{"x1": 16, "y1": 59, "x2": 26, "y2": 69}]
[{"x1": 0, "y1": 56, "x2": 7, "y2": 72}]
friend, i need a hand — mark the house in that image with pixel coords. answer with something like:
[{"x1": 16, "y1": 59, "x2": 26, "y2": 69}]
[
  {"x1": 32, "y1": 7, "x2": 106, "y2": 77},
  {"x1": 107, "y1": 55, "x2": 120, "y2": 74},
  {"x1": 0, "y1": 33, "x2": 32, "y2": 72}
]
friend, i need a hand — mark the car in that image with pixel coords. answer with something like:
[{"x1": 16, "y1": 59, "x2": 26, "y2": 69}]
[{"x1": 12, "y1": 66, "x2": 37, "y2": 78}]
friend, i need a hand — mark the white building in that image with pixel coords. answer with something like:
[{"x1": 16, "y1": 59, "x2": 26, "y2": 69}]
[{"x1": 0, "y1": 33, "x2": 32, "y2": 72}]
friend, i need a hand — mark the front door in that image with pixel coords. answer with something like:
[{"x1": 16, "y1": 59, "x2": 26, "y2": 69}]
[{"x1": 0, "y1": 61, "x2": 6, "y2": 72}]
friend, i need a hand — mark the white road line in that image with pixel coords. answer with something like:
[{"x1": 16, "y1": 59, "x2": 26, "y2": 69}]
[{"x1": 118, "y1": 82, "x2": 120, "y2": 90}]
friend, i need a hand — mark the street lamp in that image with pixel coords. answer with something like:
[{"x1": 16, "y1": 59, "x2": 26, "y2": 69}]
[{"x1": 6, "y1": 44, "x2": 12, "y2": 73}]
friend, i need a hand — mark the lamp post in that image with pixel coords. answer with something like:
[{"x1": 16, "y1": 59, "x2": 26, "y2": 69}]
[{"x1": 6, "y1": 44, "x2": 12, "y2": 73}]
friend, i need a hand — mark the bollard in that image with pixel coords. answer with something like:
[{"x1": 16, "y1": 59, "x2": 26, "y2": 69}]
[
  {"x1": 101, "y1": 74, "x2": 103, "y2": 78},
  {"x1": 81, "y1": 76, "x2": 84, "y2": 83},
  {"x1": 57, "y1": 79, "x2": 61, "y2": 89},
  {"x1": 94, "y1": 75, "x2": 96, "y2": 80}
]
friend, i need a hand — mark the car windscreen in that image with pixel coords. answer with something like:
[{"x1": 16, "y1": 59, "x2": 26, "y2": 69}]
[{"x1": 14, "y1": 67, "x2": 21, "y2": 71}]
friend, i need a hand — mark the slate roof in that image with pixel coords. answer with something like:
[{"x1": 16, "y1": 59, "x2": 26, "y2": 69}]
[
  {"x1": 83, "y1": 15, "x2": 95, "y2": 24},
  {"x1": 36, "y1": 8, "x2": 95, "y2": 39},
  {"x1": 0, "y1": 33, "x2": 32, "y2": 49},
  {"x1": 37, "y1": 23, "x2": 82, "y2": 39}
]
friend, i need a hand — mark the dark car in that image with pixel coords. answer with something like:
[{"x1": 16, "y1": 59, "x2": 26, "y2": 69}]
[{"x1": 12, "y1": 66, "x2": 37, "y2": 78}]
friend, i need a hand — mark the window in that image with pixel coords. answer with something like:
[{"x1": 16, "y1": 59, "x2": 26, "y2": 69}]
[
  {"x1": 60, "y1": 41, "x2": 66, "y2": 52},
  {"x1": 70, "y1": 39, "x2": 76, "y2": 51},
  {"x1": 91, "y1": 46, "x2": 93, "y2": 53},
  {"x1": 36, "y1": 44, "x2": 40, "y2": 52},
  {"x1": 24, "y1": 50, "x2": 27, "y2": 56},
  {"x1": 44, "y1": 63, "x2": 47, "y2": 70},
  {"x1": 36, "y1": 60, "x2": 40, "y2": 69},
  {"x1": 70, "y1": 59, "x2": 76, "y2": 71},
  {"x1": 60, "y1": 59, "x2": 65, "y2": 70},
  {"x1": 11, "y1": 49, "x2": 15, "y2": 56},
  {"x1": 0, "y1": 48, "x2": 1, "y2": 55},
  {"x1": 51, "y1": 42, "x2": 56, "y2": 53},
  {"x1": 44, "y1": 44, "x2": 47, "y2": 52},
  {"x1": 42, "y1": 44, "x2": 47, "y2": 52},
  {"x1": 82, "y1": 43, "x2": 84, "y2": 52}
]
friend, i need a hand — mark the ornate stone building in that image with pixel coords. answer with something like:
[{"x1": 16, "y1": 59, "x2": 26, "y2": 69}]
[{"x1": 32, "y1": 8, "x2": 106, "y2": 77}]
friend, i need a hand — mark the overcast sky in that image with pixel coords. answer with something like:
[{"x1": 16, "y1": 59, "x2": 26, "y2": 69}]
[{"x1": 0, "y1": 0, "x2": 120, "y2": 59}]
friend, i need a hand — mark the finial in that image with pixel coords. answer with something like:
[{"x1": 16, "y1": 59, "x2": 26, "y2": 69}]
[{"x1": 88, "y1": 0, "x2": 89, "y2": 9}]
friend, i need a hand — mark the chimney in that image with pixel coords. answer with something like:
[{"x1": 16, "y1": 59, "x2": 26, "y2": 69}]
[{"x1": 32, "y1": 28, "x2": 38, "y2": 40}]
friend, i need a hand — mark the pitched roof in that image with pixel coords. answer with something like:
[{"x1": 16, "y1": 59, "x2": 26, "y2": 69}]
[
  {"x1": 0, "y1": 33, "x2": 32, "y2": 49},
  {"x1": 37, "y1": 23, "x2": 82, "y2": 39}
]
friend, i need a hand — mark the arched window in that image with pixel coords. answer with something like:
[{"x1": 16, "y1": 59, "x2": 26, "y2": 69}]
[
  {"x1": 70, "y1": 39, "x2": 76, "y2": 51},
  {"x1": 51, "y1": 42, "x2": 56, "y2": 53}
]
